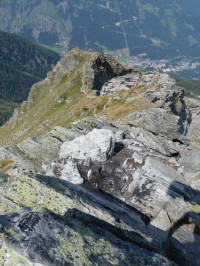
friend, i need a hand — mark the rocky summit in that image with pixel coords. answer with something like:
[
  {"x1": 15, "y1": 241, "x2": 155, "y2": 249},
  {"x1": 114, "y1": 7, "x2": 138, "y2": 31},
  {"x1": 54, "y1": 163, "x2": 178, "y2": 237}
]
[{"x1": 0, "y1": 49, "x2": 200, "y2": 266}]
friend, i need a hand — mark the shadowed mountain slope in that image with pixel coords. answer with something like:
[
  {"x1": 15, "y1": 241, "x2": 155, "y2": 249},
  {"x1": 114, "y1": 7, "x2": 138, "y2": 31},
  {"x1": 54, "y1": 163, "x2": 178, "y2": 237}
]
[
  {"x1": 0, "y1": 30, "x2": 60, "y2": 125},
  {"x1": 1, "y1": 0, "x2": 200, "y2": 59}
]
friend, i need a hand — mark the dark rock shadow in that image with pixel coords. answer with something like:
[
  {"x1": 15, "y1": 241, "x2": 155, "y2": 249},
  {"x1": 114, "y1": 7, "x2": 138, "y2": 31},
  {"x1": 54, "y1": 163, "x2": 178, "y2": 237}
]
[
  {"x1": 3, "y1": 173, "x2": 200, "y2": 265},
  {"x1": 91, "y1": 55, "x2": 132, "y2": 94},
  {"x1": 34, "y1": 174, "x2": 200, "y2": 266},
  {"x1": 167, "y1": 181, "x2": 200, "y2": 205},
  {"x1": 114, "y1": 142, "x2": 125, "y2": 155},
  {"x1": 177, "y1": 104, "x2": 192, "y2": 136},
  {"x1": 33, "y1": 174, "x2": 150, "y2": 227},
  {"x1": 0, "y1": 207, "x2": 172, "y2": 266},
  {"x1": 166, "y1": 181, "x2": 200, "y2": 266},
  {"x1": 32, "y1": 175, "x2": 176, "y2": 259}
]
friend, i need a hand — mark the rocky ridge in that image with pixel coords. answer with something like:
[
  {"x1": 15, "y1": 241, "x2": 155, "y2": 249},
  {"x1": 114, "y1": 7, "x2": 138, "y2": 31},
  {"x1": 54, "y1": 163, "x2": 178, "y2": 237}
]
[{"x1": 0, "y1": 49, "x2": 199, "y2": 265}]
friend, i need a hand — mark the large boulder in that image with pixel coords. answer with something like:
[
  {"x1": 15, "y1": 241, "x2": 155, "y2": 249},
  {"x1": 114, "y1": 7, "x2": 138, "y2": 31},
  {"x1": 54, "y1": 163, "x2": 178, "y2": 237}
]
[
  {"x1": 128, "y1": 107, "x2": 190, "y2": 144},
  {"x1": 59, "y1": 128, "x2": 115, "y2": 162},
  {"x1": 130, "y1": 108, "x2": 180, "y2": 138}
]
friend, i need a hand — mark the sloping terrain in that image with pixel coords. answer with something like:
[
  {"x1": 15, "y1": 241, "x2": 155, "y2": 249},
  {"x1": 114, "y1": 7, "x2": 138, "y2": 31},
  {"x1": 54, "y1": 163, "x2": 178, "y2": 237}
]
[
  {"x1": 1, "y1": 0, "x2": 200, "y2": 59},
  {"x1": 0, "y1": 48, "x2": 154, "y2": 145},
  {"x1": 0, "y1": 30, "x2": 60, "y2": 125},
  {"x1": 0, "y1": 50, "x2": 200, "y2": 265}
]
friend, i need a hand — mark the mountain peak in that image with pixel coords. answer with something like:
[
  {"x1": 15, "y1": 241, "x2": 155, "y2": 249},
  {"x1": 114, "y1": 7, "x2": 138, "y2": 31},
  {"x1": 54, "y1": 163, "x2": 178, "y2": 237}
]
[{"x1": 0, "y1": 49, "x2": 189, "y2": 147}]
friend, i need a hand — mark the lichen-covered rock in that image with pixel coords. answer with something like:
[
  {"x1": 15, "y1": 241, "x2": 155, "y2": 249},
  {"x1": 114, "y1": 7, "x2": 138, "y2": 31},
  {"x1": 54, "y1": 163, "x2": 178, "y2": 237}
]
[{"x1": 0, "y1": 172, "x2": 178, "y2": 266}]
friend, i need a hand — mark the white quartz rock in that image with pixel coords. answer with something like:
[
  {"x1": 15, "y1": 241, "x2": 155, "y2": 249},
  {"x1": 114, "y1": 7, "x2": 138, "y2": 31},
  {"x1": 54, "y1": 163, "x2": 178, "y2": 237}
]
[{"x1": 59, "y1": 128, "x2": 115, "y2": 162}]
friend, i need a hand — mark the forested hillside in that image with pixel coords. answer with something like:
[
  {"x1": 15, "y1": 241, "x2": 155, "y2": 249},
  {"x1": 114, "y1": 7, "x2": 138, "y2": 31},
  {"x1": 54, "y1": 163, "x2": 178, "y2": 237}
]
[
  {"x1": 0, "y1": 30, "x2": 60, "y2": 124},
  {"x1": 1, "y1": 0, "x2": 200, "y2": 59},
  {"x1": 174, "y1": 76, "x2": 200, "y2": 98}
]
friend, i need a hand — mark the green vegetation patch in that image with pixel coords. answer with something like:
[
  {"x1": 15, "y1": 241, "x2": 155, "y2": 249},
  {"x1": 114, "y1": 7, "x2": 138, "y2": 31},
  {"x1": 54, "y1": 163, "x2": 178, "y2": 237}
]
[
  {"x1": 174, "y1": 76, "x2": 200, "y2": 98},
  {"x1": 3, "y1": 175, "x2": 72, "y2": 215},
  {"x1": 0, "y1": 238, "x2": 32, "y2": 266},
  {"x1": 0, "y1": 98, "x2": 19, "y2": 126}
]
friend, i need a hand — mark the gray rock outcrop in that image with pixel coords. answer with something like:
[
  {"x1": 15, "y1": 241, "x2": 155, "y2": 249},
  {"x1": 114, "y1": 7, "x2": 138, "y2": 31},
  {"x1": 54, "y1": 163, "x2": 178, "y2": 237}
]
[{"x1": 0, "y1": 51, "x2": 199, "y2": 266}]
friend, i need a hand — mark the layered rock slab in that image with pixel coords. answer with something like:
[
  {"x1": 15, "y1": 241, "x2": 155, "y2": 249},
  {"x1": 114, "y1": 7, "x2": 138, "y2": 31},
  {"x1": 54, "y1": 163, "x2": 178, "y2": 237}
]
[{"x1": 0, "y1": 173, "x2": 177, "y2": 266}]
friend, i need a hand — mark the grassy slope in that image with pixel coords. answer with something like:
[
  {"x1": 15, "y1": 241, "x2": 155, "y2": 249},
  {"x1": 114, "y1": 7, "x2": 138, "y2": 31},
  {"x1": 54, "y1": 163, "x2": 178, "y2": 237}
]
[{"x1": 0, "y1": 49, "x2": 154, "y2": 146}]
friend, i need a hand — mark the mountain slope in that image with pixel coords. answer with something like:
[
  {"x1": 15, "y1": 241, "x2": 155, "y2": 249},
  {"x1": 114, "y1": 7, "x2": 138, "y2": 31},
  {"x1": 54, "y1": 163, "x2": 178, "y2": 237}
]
[
  {"x1": 0, "y1": 30, "x2": 60, "y2": 125},
  {"x1": 0, "y1": 48, "x2": 188, "y2": 147},
  {"x1": 0, "y1": 48, "x2": 144, "y2": 145},
  {"x1": 0, "y1": 49, "x2": 200, "y2": 266},
  {"x1": 1, "y1": 0, "x2": 200, "y2": 60}
]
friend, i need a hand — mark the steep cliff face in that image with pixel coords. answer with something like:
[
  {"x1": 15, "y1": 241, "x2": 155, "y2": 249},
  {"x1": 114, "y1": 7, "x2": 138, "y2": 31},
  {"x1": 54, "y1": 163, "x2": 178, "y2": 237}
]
[{"x1": 0, "y1": 50, "x2": 200, "y2": 266}]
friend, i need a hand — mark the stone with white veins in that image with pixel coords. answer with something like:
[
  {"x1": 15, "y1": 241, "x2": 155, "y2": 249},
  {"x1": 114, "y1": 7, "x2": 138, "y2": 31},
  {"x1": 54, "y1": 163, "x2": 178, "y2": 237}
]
[{"x1": 59, "y1": 128, "x2": 115, "y2": 162}]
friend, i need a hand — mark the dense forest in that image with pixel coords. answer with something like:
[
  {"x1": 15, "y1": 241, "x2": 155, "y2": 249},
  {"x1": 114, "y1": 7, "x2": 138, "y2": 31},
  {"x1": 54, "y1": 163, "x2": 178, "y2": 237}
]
[{"x1": 0, "y1": 30, "x2": 60, "y2": 125}]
